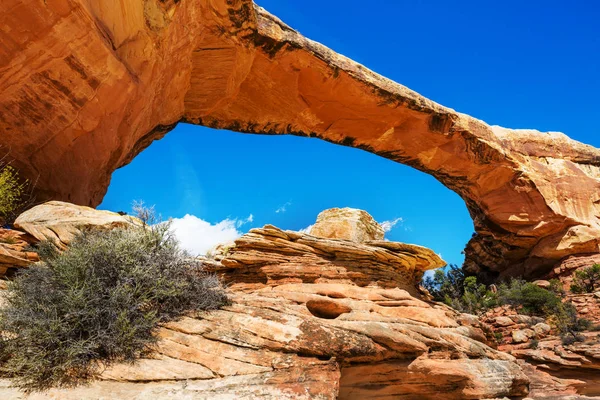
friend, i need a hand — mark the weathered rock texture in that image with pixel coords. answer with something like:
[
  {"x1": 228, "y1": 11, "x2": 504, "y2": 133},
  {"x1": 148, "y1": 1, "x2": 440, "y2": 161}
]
[
  {"x1": 0, "y1": 201, "x2": 137, "y2": 277},
  {"x1": 0, "y1": 228, "x2": 38, "y2": 277},
  {"x1": 482, "y1": 304, "x2": 600, "y2": 399},
  {"x1": 0, "y1": 218, "x2": 530, "y2": 399},
  {"x1": 14, "y1": 201, "x2": 138, "y2": 249},
  {"x1": 1, "y1": 0, "x2": 599, "y2": 278},
  {"x1": 309, "y1": 208, "x2": 384, "y2": 242}
]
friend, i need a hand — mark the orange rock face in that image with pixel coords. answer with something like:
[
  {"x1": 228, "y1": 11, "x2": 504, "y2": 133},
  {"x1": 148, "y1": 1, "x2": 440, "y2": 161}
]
[
  {"x1": 0, "y1": 218, "x2": 530, "y2": 399},
  {"x1": 1, "y1": 0, "x2": 599, "y2": 278}
]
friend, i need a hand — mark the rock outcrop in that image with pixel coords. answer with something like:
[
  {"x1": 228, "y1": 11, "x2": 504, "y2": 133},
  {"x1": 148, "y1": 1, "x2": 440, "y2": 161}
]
[
  {"x1": 14, "y1": 201, "x2": 138, "y2": 249},
  {"x1": 0, "y1": 228, "x2": 38, "y2": 277},
  {"x1": 1, "y1": 0, "x2": 599, "y2": 278},
  {"x1": 0, "y1": 201, "x2": 137, "y2": 277},
  {"x1": 0, "y1": 208, "x2": 530, "y2": 399},
  {"x1": 309, "y1": 208, "x2": 384, "y2": 242},
  {"x1": 482, "y1": 303, "x2": 600, "y2": 399}
]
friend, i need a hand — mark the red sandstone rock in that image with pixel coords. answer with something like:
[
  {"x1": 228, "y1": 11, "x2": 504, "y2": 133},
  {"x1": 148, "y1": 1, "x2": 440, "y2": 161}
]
[
  {"x1": 0, "y1": 214, "x2": 529, "y2": 399},
  {"x1": 0, "y1": 1, "x2": 599, "y2": 278}
]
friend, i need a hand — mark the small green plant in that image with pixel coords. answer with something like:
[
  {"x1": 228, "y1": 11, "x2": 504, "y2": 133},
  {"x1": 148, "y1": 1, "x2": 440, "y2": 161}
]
[
  {"x1": 548, "y1": 279, "x2": 566, "y2": 297},
  {"x1": 0, "y1": 235, "x2": 18, "y2": 245},
  {"x1": 530, "y1": 339, "x2": 539, "y2": 349},
  {"x1": 0, "y1": 164, "x2": 27, "y2": 225},
  {"x1": 0, "y1": 207, "x2": 228, "y2": 391},
  {"x1": 570, "y1": 264, "x2": 600, "y2": 294},
  {"x1": 494, "y1": 331, "x2": 504, "y2": 344}
]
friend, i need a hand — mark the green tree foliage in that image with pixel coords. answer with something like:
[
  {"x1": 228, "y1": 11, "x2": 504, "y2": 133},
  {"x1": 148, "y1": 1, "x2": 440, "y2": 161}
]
[
  {"x1": 570, "y1": 264, "x2": 600, "y2": 294},
  {"x1": 0, "y1": 165, "x2": 27, "y2": 225},
  {"x1": 423, "y1": 268, "x2": 592, "y2": 340},
  {"x1": 0, "y1": 215, "x2": 228, "y2": 391},
  {"x1": 422, "y1": 264, "x2": 465, "y2": 301},
  {"x1": 422, "y1": 265, "x2": 496, "y2": 314},
  {"x1": 496, "y1": 279, "x2": 562, "y2": 316},
  {"x1": 497, "y1": 279, "x2": 590, "y2": 341}
]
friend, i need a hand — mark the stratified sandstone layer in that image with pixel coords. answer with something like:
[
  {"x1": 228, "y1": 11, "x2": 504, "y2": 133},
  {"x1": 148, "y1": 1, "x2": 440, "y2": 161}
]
[
  {"x1": 1, "y1": 0, "x2": 599, "y2": 277},
  {"x1": 0, "y1": 218, "x2": 529, "y2": 399}
]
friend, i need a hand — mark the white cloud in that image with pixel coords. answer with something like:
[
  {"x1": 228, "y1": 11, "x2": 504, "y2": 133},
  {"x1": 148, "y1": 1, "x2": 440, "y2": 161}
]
[
  {"x1": 275, "y1": 201, "x2": 292, "y2": 213},
  {"x1": 423, "y1": 269, "x2": 437, "y2": 280},
  {"x1": 380, "y1": 217, "x2": 403, "y2": 233},
  {"x1": 236, "y1": 214, "x2": 253, "y2": 227},
  {"x1": 169, "y1": 214, "x2": 253, "y2": 256},
  {"x1": 298, "y1": 224, "x2": 314, "y2": 234}
]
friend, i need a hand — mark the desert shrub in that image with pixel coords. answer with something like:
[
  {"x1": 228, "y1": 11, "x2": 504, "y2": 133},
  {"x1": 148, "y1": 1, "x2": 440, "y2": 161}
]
[
  {"x1": 530, "y1": 339, "x2": 539, "y2": 349},
  {"x1": 570, "y1": 264, "x2": 600, "y2": 294},
  {"x1": 0, "y1": 165, "x2": 27, "y2": 225},
  {"x1": 494, "y1": 331, "x2": 504, "y2": 344},
  {"x1": 548, "y1": 278, "x2": 566, "y2": 296},
  {"x1": 497, "y1": 279, "x2": 562, "y2": 316},
  {"x1": 498, "y1": 279, "x2": 591, "y2": 340},
  {"x1": 0, "y1": 216, "x2": 228, "y2": 391},
  {"x1": 445, "y1": 276, "x2": 497, "y2": 315},
  {"x1": 422, "y1": 266, "x2": 496, "y2": 314},
  {"x1": 422, "y1": 264, "x2": 465, "y2": 301}
]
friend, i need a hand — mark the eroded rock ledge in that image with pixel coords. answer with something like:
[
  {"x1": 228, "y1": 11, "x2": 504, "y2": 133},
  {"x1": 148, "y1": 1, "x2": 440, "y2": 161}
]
[
  {"x1": 1, "y1": 0, "x2": 599, "y2": 277},
  {"x1": 0, "y1": 206, "x2": 530, "y2": 399}
]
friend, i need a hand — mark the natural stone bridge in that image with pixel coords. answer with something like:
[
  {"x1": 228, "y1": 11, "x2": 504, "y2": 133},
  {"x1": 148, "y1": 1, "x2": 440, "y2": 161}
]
[{"x1": 1, "y1": 0, "x2": 599, "y2": 279}]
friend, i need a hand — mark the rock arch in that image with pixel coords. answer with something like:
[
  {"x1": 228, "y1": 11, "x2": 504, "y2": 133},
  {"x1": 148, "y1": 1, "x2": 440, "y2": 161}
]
[{"x1": 1, "y1": 0, "x2": 599, "y2": 278}]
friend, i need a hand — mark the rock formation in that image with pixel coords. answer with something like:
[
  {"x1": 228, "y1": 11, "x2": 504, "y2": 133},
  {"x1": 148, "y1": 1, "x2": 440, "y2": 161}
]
[
  {"x1": 482, "y1": 304, "x2": 600, "y2": 399},
  {"x1": 1, "y1": 0, "x2": 599, "y2": 278},
  {"x1": 0, "y1": 206, "x2": 531, "y2": 399},
  {"x1": 0, "y1": 201, "x2": 137, "y2": 277},
  {"x1": 13, "y1": 201, "x2": 138, "y2": 249},
  {"x1": 309, "y1": 208, "x2": 385, "y2": 242},
  {"x1": 0, "y1": 228, "x2": 38, "y2": 277}
]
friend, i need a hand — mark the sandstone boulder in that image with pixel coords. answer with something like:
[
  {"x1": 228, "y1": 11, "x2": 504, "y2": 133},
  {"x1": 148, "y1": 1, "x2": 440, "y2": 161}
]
[
  {"x1": 0, "y1": 228, "x2": 39, "y2": 277},
  {"x1": 309, "y1": 208, "x2": 384, "y2": 242},
  {"x1": 14, "y1": 201, "x2": 138, "y2": 249}
]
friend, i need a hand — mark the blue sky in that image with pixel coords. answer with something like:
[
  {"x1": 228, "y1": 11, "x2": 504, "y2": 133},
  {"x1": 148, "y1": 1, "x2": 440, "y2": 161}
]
[{"x1": 100, "y1": 0, "x2": 600, "y2": 265}]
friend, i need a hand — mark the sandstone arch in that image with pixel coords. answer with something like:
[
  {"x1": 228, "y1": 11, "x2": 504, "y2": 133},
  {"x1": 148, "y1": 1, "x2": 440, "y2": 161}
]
[{"x1": 1, "y1": 0, "x2": 599, "y2": 278}]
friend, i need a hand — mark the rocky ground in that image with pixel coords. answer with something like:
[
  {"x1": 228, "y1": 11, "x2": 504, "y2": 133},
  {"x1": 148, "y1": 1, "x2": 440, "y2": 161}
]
[{"x1": 0, "y1": 204, "x2": 599, "y2": 399}]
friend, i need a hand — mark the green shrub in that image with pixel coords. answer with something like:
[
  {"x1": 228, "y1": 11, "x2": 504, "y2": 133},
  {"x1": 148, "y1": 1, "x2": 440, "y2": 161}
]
[
  {"x1": 422, "y1": 264, "x2": 465, "y2": 302},
  {"x1": 0, "y1": 217, "x2": 228, "y2": 391},
  {"x1": 0, "y1": 164, "x2": 27, "y2": 225},
  {"x1": 497, "y1": 279, "x2": 562, "y2": 316},
  {"x1": 570, "y1": 264, "x2": 600, "y2": 294},
  {"x1": 445, "y1": 276, "x2": 497, "y2": 315},
  {"x1": 422, "y1": 266, "x2": 496, "y2": 314},
  {"x1": 497, "y1": 279, "x2": 591, "y2": 341},
  {"x1": 548, "y1": 278, "x2": 566, "y2": 297}
]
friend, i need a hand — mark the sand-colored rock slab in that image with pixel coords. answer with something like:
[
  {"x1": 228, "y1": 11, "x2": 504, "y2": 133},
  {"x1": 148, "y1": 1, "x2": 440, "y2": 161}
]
[
  {"x1": 1, "y1": 1, "x2": 599, "y2": 278},
  {"x1": 14, "y1": 201, "x2": 138, "y2": 248},
  {"x1": 310, "y1": 207, "x2": 384, "y2": 242},
  {"x1": 209, "y1": 224, "x2": 445, "y2": 291}
]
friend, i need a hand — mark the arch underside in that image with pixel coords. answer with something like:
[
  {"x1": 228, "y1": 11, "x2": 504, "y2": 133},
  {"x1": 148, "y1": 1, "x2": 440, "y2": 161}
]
[{"x1": 0, "y1": 0, "x2": 599, "y2": 278}]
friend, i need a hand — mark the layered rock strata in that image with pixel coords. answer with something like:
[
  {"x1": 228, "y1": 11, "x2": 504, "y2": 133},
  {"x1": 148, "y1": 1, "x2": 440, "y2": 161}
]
[
  {"x1": 0, "y1": 211, "x2": 529, "y2": 399},
  {"x1": 482, "y1": 304, "x2": 600, "y2": 398},
  {"x1": 1, "y1": 0, "x2": 599, "y2": 277}
]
